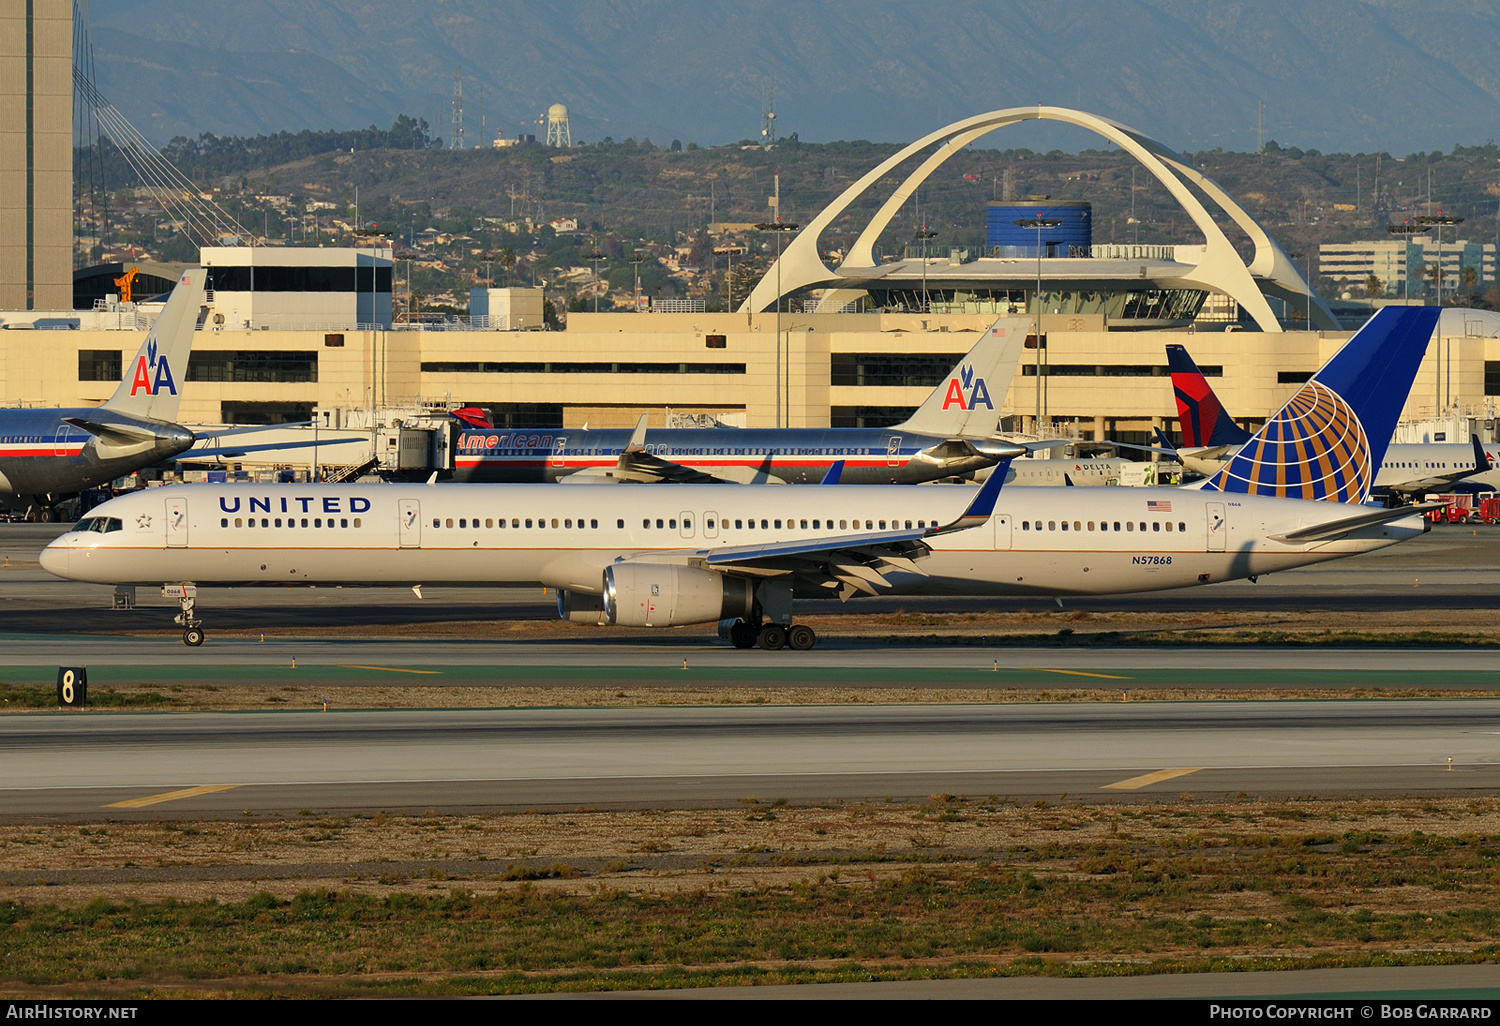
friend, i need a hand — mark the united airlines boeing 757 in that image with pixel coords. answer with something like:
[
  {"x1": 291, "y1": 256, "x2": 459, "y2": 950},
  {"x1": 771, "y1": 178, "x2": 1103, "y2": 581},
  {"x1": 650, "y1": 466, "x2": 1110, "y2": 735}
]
[{"x1": 41, "y1": 307, "x2": 1441, "y2": 650}]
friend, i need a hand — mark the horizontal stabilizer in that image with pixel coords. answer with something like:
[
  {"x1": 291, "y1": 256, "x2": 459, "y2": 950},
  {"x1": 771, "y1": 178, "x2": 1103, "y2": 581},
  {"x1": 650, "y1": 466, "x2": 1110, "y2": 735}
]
[
  {"x1": 62, "y1": 417, "x2": 162, "y2": 449},
  {"x1": 1270, "y1": 502, "x2": 1440, "y2": 544}
]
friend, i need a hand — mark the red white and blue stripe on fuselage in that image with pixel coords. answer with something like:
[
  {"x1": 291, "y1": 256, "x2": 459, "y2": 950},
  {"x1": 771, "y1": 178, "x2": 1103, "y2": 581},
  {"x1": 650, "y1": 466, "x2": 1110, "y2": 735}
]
[{"x1": 452, "y1": 427, "x2": 967, "y2": 484}]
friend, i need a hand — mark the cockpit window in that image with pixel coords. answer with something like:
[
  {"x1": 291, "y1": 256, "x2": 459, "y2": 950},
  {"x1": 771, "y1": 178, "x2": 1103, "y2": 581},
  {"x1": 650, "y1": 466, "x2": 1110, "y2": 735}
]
[{"x1": 74, "y1": 517, "x2": 121, "y2": 534}]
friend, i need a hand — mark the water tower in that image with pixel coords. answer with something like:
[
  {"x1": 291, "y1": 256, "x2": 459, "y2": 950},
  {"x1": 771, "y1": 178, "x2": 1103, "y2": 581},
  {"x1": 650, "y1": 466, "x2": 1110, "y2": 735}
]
[{"x1": 545, "y1": 103, "x2": 571, "y2": 148}]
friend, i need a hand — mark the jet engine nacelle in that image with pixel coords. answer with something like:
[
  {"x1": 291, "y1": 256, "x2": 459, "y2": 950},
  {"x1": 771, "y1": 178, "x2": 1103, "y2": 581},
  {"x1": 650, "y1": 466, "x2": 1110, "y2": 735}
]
[
  {"x1": 555, "y1": 588, "x2": 606, "y2": 624},
  {"x1": 603, "y1": 563, "x2": 755, "y2": 628}
]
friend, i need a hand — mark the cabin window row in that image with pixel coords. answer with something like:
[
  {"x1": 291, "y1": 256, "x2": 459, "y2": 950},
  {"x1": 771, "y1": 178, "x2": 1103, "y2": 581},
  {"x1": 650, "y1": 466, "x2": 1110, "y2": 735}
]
[
  {"x1": 646, "y1": 518, "x2": 931, "y2": 531},
  {"x1": 222, "y1": 517, "x2": 362, "y2": 529},
  {"x1": 432, "y1": 517, "x2": 611, "y2": 530},
  {"x1": 1021, "y1": 520, "x2": 1188, "y2": 533}
]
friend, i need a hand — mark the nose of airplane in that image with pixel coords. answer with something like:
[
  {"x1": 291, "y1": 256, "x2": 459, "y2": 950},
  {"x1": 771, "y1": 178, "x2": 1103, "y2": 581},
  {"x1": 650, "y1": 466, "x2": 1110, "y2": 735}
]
[{"x1": 39, "y1": 539, "x2": 69, "y2": 578}]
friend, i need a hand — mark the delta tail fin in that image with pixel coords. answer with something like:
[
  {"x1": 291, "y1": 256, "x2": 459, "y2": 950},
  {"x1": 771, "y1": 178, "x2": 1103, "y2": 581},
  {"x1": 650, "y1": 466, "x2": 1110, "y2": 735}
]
[
  {"x1": 1166, "y1": 344, "x2": 1251, "y2": 447},
  {"x1": 1201, "y1": 306, "x2": 1440, "y2": 504},
  {"x1": 100, "y1": 267, "x2": 205, "y2": 422},
  {"x1": 896, "y1": 316, "x2": 1029, "y2": 437}
]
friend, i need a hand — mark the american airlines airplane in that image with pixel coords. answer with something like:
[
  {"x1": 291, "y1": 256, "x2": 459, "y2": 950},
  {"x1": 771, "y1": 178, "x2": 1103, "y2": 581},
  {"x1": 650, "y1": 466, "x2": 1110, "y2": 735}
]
[
  {"x1": 0, "y1": 269, "x2": 203, "y2": 520},
  {"x1": 448, "y1": 317, "x2": 1031, "y2": 485},
  {"x1": 41, "y1": 307, "x2": 1440, "y2": 650},
  {"x1": 1167, "y1": 341, "x2": 1493, "y2": 497}
]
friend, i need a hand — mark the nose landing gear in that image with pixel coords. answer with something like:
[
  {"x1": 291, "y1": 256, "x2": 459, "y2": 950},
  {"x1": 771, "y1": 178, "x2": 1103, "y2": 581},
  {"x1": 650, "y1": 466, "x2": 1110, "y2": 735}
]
[{"x1": 169, "y1": 585, "x2": 204, "y2": 646}]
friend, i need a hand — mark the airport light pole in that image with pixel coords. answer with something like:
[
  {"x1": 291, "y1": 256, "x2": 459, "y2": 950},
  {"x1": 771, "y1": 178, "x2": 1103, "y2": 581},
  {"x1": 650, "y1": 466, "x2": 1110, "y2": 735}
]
[
  {"x1": 589, "y1": 248, "x2": 604, "y2": 313},
  {"x1": 1015, "y1": 217, "x2": 1061, "y2": 432},
  {"x1": 754, "y1": 220, "x2": 800, "y2": 428},
  {"x1": 714, "y1": 244, "x2": 744, "y2": 312},
  {"x1": 1417, "y1": 213, "x2": 1464, "y2": 304},
  {"x1": 1387, "y1": 222, "x2": 1427, "y2": 305},
  {"x1": 1418, "y1": 213, "x2": 1465, "y2": 412},
  {"x1": 915, "y1": 227, "x2": 939, "y2": 312},
  {"x1": 628, "y1": 252, "x2": 646, "y2": 312}
]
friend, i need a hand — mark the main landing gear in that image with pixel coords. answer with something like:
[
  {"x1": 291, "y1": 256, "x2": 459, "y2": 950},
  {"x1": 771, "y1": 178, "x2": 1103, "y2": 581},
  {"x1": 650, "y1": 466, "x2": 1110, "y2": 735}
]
[
  {"x1": 727, "y1": 619, "x2": 817, "y2": 651},
  {"x1": 173, "y1": 588, "x2": 205, "y2": 646}
]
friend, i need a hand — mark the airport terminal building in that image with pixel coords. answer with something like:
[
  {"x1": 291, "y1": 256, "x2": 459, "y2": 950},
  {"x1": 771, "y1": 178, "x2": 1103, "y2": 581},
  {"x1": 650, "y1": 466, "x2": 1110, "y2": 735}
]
[{"x1": 3, "y1": 106, "x2": 1500, "y2": 471}]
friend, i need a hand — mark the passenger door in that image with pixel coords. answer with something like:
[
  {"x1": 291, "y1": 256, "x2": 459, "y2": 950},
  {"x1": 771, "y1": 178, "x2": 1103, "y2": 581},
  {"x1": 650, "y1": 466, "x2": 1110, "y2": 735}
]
[
  {"x1": 993, "y1": 513, "x2": 1012, "y2": 551},
  {"x1": 165, "y1": 497, "x2": 188, "y2": 547},
  {"x1": 703, "y1": 510, "x2": 720, "y2": 540},
  {"x1": 1206, "y1": 502, "x2": 1226, "y2": 552},
  {"x1": 550, "y1": 436, "x2": 567, "y2": 467},
  {"x1": 399, "y1": 499, "x2": 422, "y2": 548},
  {"x1": 679, "y1": 511, "x2": 695, "y2": 540},
  {"x1": 887, "y1": 434, "x2": 902, "y2": 467}
]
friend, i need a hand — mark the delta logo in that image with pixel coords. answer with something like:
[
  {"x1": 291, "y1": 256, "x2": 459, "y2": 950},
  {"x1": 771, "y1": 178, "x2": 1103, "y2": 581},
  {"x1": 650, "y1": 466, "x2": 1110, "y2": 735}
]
[
  {"x1": 940, "y1": 363, "x2": 994, "y2": 411},
  {"x1": 128, "y1": 338, "x2": 178, "y2": 397}
]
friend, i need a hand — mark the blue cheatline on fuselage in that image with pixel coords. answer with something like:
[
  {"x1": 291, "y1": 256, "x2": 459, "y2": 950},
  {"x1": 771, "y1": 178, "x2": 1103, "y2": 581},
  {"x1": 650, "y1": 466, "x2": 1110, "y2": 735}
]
[{"x1": 451, "y1": 426, "x2": 993, "y2": 485}]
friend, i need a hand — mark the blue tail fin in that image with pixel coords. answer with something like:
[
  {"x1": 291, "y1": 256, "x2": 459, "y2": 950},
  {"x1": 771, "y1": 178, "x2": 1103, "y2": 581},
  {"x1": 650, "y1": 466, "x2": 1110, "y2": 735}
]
[
  {"x1": 1202, "y1": 307, "x2": 1439, "y2": 504},
  {"x1": 1166, "y1": 344, "x2": 1252, "y2": 447}
]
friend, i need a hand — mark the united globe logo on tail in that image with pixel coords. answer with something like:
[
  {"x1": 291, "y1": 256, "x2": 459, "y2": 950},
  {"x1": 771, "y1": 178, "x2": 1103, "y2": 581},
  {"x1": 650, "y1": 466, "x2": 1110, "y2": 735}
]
[
  {"x1": 128, "y1": 338, "x2": 179, "y2": 398},
  {"x1": 1200, "y1": 306, "x2": 1439, "y2": 507},
  {"x1": 1206, "y1": 381, "x2": 1371, "y2": 503},
  {"x1": 940, "y1": 363, "x2": 994, "y2": 411}
]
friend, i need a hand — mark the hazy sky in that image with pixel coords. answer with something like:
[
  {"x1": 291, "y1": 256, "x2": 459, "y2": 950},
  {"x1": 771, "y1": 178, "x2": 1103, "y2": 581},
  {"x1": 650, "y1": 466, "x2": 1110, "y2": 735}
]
[{"x1": 86, "y1": 0, "x2": 1500, "y2": 153}]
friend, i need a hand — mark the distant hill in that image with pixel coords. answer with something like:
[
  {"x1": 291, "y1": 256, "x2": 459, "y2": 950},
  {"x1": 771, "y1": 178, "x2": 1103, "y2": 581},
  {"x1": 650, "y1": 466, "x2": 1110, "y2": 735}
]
[{"x1": 90, "y1": 0, "x2": 1500, "y2": 153}]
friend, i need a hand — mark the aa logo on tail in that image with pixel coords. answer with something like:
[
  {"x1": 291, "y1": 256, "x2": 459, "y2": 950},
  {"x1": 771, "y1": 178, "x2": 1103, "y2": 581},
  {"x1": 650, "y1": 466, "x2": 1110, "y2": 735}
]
[
  {"x1": 941, "y1": 363, "x2": 994, "y2": 411},
  {"x1": 128, "y1": 339, "x2": 178, "y2": 397}
]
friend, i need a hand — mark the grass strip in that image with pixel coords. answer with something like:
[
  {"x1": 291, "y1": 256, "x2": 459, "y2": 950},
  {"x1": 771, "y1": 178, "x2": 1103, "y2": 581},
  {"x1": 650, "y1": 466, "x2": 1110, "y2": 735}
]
[{"x1": 3, "y1": 807, "x2": 1500, "y2": 996}]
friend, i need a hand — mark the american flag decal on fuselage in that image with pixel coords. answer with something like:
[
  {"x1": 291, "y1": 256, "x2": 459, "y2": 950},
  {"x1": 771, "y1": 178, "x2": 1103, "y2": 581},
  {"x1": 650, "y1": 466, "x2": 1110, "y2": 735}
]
[{"x1": 1146, "y1": 500, "x2": 1173, "y2": 513}]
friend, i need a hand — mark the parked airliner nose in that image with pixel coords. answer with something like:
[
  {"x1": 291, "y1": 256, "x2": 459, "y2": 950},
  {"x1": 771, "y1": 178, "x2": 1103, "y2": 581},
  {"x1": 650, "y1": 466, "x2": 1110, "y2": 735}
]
[{"x1": 38, "y1": 540, "x2": 69, "y2": 578}]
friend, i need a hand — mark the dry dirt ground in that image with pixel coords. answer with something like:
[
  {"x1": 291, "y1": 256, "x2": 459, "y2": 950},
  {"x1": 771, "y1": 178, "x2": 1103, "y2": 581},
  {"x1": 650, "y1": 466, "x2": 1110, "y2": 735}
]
[
  {"x1": 0, "y1": 796, "x2": 1497, "y2": 997},
  {"x1": 0, "y1": 797, "x2": 1492, "y2": 909}
]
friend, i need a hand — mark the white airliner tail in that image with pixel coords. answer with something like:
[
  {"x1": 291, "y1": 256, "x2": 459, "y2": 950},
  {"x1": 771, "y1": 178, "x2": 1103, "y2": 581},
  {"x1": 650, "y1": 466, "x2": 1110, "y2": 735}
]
[
  {"x1": 101, "y1": 267, "x2": 204, "y2": 422},
  {"x1": 896, "y1": 315, "x2": 1029, "y2": 437}
]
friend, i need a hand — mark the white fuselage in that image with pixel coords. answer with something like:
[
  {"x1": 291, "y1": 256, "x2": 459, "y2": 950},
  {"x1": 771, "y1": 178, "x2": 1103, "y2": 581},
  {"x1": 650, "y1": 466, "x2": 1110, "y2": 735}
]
[{"x1": 41, "y1": 481, "x2": 1427, "y2": 601}]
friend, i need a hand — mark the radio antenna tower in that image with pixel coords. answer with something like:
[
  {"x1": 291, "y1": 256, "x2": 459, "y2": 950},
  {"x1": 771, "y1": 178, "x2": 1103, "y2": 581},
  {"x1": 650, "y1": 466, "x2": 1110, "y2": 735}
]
[
  {"x1": 1256, "y1": 99, "x2": 1265, "y2": 156},
  {"x1": 760, "y1": 81, "x2": 776, "y2": 147},
  {"x1": 452, "y1": 66, "x2": 466, "y2": 150}
]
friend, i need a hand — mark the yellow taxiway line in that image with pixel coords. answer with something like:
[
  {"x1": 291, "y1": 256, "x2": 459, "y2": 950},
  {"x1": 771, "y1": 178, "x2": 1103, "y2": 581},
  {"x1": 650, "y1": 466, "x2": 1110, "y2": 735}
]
[
  {"x1": 105, "y1": 784, "x2": 240, "y2": 809},
  {"x1": 1027, "y1": 668, "x2": 1132, "y2": 680},
  {"x1": 1101, "y1": 768, "x2": 1202, "y2": 791},
  {"x1": 338, "y1": 665, "x2": 443, "y2": 675}
]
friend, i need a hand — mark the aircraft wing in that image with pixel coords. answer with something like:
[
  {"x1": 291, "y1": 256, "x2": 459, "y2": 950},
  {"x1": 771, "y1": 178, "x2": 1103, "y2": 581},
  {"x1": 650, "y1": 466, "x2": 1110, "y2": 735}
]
[
  {"x1": 169, "y1": 438, "x2": 364, "y2": 461},
  {"x1": 1380, "y1": 436, "x2": 1493, "y2": 495},
  {"x1": 628, "y1": 466, "x2": 1007, "y2": 600},
  {"x1": 562, "y1": 413, "x2": 776, "y2": 484},
  {"x1": 612, "y1": 448, "x2": 735, "y2": 484},
  {"x1": 1269, "y1": 502, "x2": 1442, "y2": 544}
]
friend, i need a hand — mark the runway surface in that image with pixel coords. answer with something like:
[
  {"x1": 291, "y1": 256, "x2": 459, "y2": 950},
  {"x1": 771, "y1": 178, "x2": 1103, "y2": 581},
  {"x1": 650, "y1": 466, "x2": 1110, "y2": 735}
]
[
  {"x1": 1, "y1": 635, "x2": 1499, "y2": 689},
  {"x1": 4, "y1": 523, "x2": 1500, "y2": 636},
  {"x1": 6, "y1": 700, "x2": 1499, "y2": 818}
]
